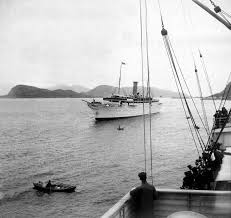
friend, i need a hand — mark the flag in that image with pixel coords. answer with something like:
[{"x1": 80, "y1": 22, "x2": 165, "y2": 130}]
[{"x1": 121, "y1": 62, "x2": 126, "y2": 65}]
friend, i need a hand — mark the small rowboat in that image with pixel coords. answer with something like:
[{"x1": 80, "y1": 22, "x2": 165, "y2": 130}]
[
  {"x1": 117, "y1": 125, "x2": 124, "y2": 131},
  {"x1": 33, "y1": 182, "x2": 76, "y2": 193}
]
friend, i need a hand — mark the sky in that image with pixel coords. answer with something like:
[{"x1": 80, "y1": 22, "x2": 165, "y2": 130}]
[{"x1": 0, "y1": 0, "x2": 230, "y2": 95}]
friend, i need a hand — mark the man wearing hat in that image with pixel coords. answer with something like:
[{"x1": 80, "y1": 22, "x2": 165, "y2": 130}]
[{"x1": 130, "y1": 172, "x2": 157, "y2": 218}]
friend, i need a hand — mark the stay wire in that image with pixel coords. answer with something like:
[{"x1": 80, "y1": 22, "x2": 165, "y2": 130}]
[
  {"x1": 168, "y1": 38, "x2": 209, "y2": 139},
  {"x1": 162, "y1": 37, "x2": 200, "y2": 156},
  {"x1": 219, "y1": 12, "x2": 231, "y2": 25},
  {"x1": 139, "y1": 0, "x2": 147, "y2": 173},
  {"x1": 168, "y1": 35, "x2": 206, "y2": 151},
  {"x1": 179, "y1": 0, "x2": 210, "y2": 136},
  {"x1": 192, "y1": 53, "x2": 210, "y2": 135},
  {"x1": 208, "y1": 0, "x2": 231, "y2": 24},
  {"x1": 164, "y1": 34, "x2": 205, "y2": 152},
  {"x1": 199, "y1": 50, "x2": 217, "y2": 111},
  {"x1": 221, "y1": 10, "x2": 231, "y2": 19},
  {"x1": 144, "y1": 0, "x2": 153, "y2": 185},
  {"x1": 179, "y1": 0, "x2": 211, "y2": 136},
  {"x1": 156, "y1": 0, "x2": 165, "y2": 28},
  {"x1": 157, "y1": 0, "x2": 206, "y2": 151}
]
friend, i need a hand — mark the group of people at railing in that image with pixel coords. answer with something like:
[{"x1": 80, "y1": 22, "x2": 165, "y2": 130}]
[
  {"x1": 214, "y1": 106, "x2": 228, "y2": 128},
  {"x1": 181, "y1": 142, "x2": 224, "y2": 190}
]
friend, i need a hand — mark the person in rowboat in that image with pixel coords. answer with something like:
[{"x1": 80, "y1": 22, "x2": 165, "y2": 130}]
[
  {"x1": 46, "y1": 180, "x2": 52, "y2": 188},
  {"x1": 130, "y1": 172, "x2": 158, "y2": 218}
]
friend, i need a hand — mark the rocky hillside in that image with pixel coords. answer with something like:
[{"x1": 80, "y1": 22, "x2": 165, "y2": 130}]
[
  {"x1": 4, "y1": 85, "x2": 89, "y2": 98},
  {"x1": 211, "y1": 82, "x2": 231, "y2": 100}
]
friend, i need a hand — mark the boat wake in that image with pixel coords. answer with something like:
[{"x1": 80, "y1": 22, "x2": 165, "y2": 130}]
[{"x1": 0, "y1": 189, "x2": 33, "y2": 204}]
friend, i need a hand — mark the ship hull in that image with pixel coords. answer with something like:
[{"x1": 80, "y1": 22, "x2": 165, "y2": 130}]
[
  {"x1": 102, "y1": 189, "x2": 231, "y2": 218},
  {"x1": 88, "y1": 101, "x2": 161, "y2": 120}
]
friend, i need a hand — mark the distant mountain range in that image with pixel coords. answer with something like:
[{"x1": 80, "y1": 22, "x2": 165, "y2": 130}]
[
  {"x1": 1, "y1": 84, "x2": 182, "y2": 98},
  {"x1": 85, "y1": 85, "x2": 181, "y2": 98}
]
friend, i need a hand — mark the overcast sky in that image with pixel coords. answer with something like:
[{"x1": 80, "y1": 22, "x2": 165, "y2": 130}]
[{"x1": 0, "y1": 0, "x2": 230, "y2": 95}]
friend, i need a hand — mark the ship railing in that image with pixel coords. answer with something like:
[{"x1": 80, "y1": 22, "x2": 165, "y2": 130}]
[
  {"x1": 101, "y1": 191, "x2": 135, "y2": 218},
  {"x1": 214, "y1": 116, "x2": 231, "y2": 129},
  {"x1": 101, "y1": 188, "x2": 231, "y2": 218}
]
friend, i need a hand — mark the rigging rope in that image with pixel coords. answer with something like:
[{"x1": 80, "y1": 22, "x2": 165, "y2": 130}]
[
  {"x1": 192, "y1": 54, "x2": 210, "y2": 135},
  {"x1": 162, "y1": 31, "x2": 205, "y2": 152},
  {"x1": 144, "y1": 0, "x2": 153, "y2": 185},
  {"x1": 139, "y1": 0, "x2": 147, "y2": 173},
  {"x1": 168, "y1": 39, "x2": 209, "y2": 139},
  {"x1": 179, "y1": 0, "x2": 212, "y2": 137},
  {"x1": 208, "y1": 0, "x2": 231, "y2": 25},
  {"x1": 192, "y1": 0, "x2": 231, "y2": 30},
  {"x1": 199, "y1": 50, "x2": 217, "y2": 111},
  {"x1": 221, "y1": 10, "x2": 231, "y2": 19},
  {"x1": 157, "y1": 0, "x2": 206, "y2": 154},
  {"x1": 166, "y1": 36, "x2": 205, "y2": 150},
  {"x1": 162, "y1": 37, "x2": 201, "y2": 156}
]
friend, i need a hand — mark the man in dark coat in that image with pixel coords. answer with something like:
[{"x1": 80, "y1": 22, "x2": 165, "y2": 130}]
[{"x1": 130, "y1": 172, "x2": 158, "y2": 218}]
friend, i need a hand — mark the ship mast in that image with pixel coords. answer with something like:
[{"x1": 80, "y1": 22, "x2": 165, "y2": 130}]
[
  {"x1": 118, "y1": 62, "x2": 125, "y2": 95},
  {"x1": 193, "y1": 62, "x2": 210, "y2": 134}
]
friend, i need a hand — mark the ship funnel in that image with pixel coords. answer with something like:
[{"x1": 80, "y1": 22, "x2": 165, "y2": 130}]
[{"x1": 133, "y1": 81, "x2": 138, "y2": 96}]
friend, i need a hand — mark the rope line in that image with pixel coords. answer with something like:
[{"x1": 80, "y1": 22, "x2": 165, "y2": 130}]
[
  {"x1": 168, "y1": 39, "x2": 209, "y2": 138},
  {"x1": 144, "y1": 0, "x2": 153, "y2": 185},
  {"x1": 199, "y1": 50, "x2": 217, "y2": 111},
  {"x1": 162, "y1": 37, "x2": 200, "y2": 156},
  {"x1": 221, "y1": 10, "x2": 231, "y2": 19},
  {"x1": 163, "y1": 33, "x2": 205, "y2": 152},
  {"x1": 179, "y1": 0, "x2": 211, "y2": 136},
  {"x1": 139, "y1": 0, "x2": 147, "y2": 173},
  {"x1": 158, "y1": 0, "x2": 207, "y2": 153},
  {"x1": 208, "y1": 0, "x2": 231, "y2": 24},
  {"x1": 192, "y1": 53, "x2": 210, "y2": 135}
]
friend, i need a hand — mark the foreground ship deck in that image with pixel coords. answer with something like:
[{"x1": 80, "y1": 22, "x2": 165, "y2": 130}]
[
  {"x1": 102, "y1": 189, "x2": 231, "y2": 218},
  {"x1": 102, "y1": 117, "x2": 231, "y2": 217}
]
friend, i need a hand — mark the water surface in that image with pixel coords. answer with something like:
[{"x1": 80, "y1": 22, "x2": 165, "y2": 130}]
[{"x1": 0, "y1": 98, "x2": 222, "y2": 217}]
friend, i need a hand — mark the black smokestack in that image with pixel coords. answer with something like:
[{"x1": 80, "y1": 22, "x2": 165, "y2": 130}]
[{"x1": 133, "y1": 81, "x2": 138, "y2": 96}]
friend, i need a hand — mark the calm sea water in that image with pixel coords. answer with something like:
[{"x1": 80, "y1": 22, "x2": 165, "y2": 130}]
[{"x1": 0, "y1": 98, "x2": 224, "y2": 217}]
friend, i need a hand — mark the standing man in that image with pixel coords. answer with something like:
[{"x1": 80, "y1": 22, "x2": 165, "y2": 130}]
[{"x1": 130, "y1": 172, "x2": 158, "y2": 218}]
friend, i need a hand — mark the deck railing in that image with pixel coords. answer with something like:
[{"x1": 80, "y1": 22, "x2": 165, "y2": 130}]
[
  {"x1": 101, "y1": 188, "x2": 231, "y2": 218},
  {"x1": 214, "y1": 117, "x2": 231, "y2": 129}
]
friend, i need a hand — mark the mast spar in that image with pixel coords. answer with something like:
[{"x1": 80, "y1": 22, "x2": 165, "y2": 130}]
[
  {"x1": 118, "y1": 62, "x2": 125, "y2": 95},
  {"x1": 192, "y1": 0, "x2": 231, "y2": 30}
]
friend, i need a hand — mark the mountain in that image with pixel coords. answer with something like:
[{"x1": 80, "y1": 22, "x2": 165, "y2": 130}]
[
  {"x1": 2, "y1": 85, "x2": 90, "y2": 98},
  {"x1": 85, "y1": 85, "x2": 181, "y2": 98},
  {"x1": 48, "y1": 84, "x2": 90, "y2": 93},
  {"x1": 211, "y1": 82, "x2": 231, "y2": 100},
  {"x1": 85, "y1": 85, "x2": 117, "y2": 97},
  {"x1": 1, "y1": 84, "x2": 182, "y2": 98}
]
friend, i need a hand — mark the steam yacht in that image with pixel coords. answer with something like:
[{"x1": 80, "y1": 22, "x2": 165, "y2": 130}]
[{"x1": 85, "y1": 82, "x2": 161, "y2": 120}]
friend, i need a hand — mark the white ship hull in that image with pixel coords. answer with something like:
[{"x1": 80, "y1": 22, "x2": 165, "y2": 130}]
[{"x1": 87, "y1": 101, "x2": 161, "y2": 120}]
